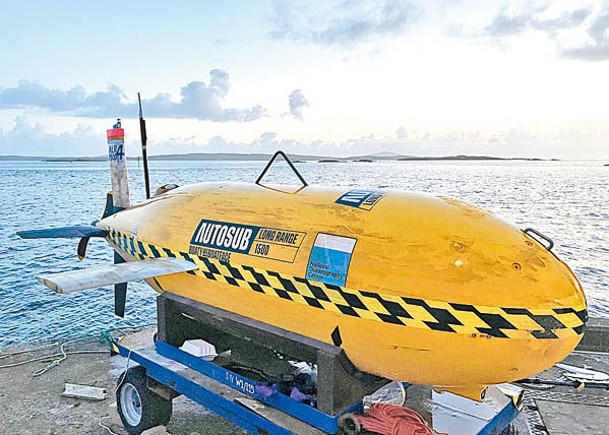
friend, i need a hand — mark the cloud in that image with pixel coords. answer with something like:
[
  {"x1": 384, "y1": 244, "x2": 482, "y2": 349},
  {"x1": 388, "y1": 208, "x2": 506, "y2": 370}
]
[
  {"x1": 0, "y1": 82, "x2": 126, "y2": 116},
  {"x1": 562, "y1": 4, "x2": 609, "y2": 61},
  {"x1": 477, "y1": 3, "x2": 609, "y2": 62},
  {"x1": 0, "y1": 70, "x2": 265, "y2": 121},
  {"x1": 268, "y1": 0, "x2": 422, "y2": 48},
  {"x1": 288, "y1": 89, "x2": 309, "y2": 120},
  {"x1": 269, "y1": 1, "x2": 606, "y2": 61},
  {"x1": 484, "y1": 6, "x2": 590, "y2": 38},
  {"x1": 0, "y1": 117, "x2": 101, "y2": 156},
  {"x1": 2, "y1": 118, "x2": 608, "y2": 160},
  {"x1": 155, "y1": 124, "x2": 609, "y2": 160}
]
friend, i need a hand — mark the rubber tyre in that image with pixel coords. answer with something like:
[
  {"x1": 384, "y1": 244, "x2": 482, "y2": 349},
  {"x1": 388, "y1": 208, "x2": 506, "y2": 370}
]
[{"x1": 116, "y1": 366, "x2": 172, "y2": 435}]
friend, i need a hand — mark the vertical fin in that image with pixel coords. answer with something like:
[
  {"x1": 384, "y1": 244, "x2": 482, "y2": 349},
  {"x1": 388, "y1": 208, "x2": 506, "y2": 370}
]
[
  {"x1": 102, "y1": 192, "x2": 116, "y2": 218},
  {"x1": 114, "y1": 282, "x2": 127, "y2": 317},
  {"x1": 114, "y1": 251, "x2": 127, "y2": 317}
]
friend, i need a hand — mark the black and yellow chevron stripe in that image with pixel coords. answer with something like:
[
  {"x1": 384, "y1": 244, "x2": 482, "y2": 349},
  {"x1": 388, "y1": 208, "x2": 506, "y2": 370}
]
[{"x1": 107, "y1": 229, "x2": 587, "y2": 340}]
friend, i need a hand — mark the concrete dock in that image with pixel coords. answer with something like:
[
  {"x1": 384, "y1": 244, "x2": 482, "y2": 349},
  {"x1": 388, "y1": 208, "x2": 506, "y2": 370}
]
[{"x1": 0, "y1": 319, "x2": 607, "y2": 435}]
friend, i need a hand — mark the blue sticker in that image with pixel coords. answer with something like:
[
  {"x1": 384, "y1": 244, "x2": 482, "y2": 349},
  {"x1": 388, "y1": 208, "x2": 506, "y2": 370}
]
[
  {"x1": 335, "y1": 189, "x2": 385, "y2": 210},
  {"x1": 306, "y1": 233, "x2": 357, "y2": 286}
]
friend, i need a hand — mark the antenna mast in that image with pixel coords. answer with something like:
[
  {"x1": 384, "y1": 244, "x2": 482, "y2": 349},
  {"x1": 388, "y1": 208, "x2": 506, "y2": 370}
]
[{"x1": 138, "y1": 92, "x2": 151, "y2": 199}]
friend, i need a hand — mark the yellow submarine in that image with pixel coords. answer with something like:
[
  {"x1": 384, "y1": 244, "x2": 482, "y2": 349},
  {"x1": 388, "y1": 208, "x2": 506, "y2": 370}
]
[
  {"x1": 98, "y1": 180, "x2": 587, "y2": 398},
  {"x1": 18, "y1": 124, "x2": 587, "y2": 401}
]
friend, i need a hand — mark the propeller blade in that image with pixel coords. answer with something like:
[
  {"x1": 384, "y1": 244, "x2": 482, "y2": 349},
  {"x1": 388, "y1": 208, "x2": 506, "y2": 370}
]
[
  {"x1": 17, "y1": 225, "x2": 107, "y2": 239},
  {"x1": 114, "y1": 282, "x2": 127, "y2": 317},
  {"x1": 77, "y1": 237, "x2": 90, "y2": 261}
]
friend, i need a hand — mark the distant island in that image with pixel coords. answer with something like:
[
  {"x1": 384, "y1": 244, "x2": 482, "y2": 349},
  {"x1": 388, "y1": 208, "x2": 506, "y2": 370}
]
[
  {"x1": 0, "y1": 152, "x2": 558, "y2": 162},
  {"x1": 396, "y1": 155, "x2": 555, "y2": 162}
]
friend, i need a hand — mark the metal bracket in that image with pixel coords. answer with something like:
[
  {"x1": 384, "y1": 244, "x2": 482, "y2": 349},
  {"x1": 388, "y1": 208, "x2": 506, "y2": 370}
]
[
  {"x1": 523, "y1": 228, "x2": 554, "y2": 251},
  {"x1": 255, "y1": 151, "x2": 308, "y2": 187}
]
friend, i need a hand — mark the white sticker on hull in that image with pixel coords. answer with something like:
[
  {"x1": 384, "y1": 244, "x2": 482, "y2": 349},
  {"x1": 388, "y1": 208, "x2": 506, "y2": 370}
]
[{"x1": 306, "y1": 233, "x2": 357, "y2": 287}]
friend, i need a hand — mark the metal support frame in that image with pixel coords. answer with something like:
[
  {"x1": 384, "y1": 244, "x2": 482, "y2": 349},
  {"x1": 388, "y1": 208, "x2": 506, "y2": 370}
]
[
  {"x1": 107, "y1": 291, "x2": 523, "y2": 434},
  {"x1": 152, "y1": 339, "x2": 359, "y2": 433},
  {"x1": 111, "y1": 340, "x2": 296, "y2": 434},
  {"x1": 110, "y1": 338, "x2": 522, "y2": 435},
  {"x1": 157, "y1": 292, "x2": 388, "y2": 416}
]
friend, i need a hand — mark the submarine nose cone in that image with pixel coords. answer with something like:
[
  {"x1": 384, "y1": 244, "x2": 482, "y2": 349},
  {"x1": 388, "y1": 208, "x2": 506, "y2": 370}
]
[
  {"x1": 544, "y1": 254, "x2": 588, "y2": 334},
  {"x1": 503, "y1": 230, "x2": 588, "y2": 377},
  {"x1": 428, "y1": 196, "x2": 588, "y2": 381},
  {"x1": 519, "y1": 232, "x2": 588, "y2": 323}
]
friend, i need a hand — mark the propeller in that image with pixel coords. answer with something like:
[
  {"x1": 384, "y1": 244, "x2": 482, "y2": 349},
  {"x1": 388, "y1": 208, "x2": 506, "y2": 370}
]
[
  {"x1": 16, "y1": 191, "x2": 130, "y2": 317},
  {"x1": 19, "y1": 112, "x2": 150, "y2": 318},
  {"x1": 75, "y1": 193, "x2": 117, "y2": 261}
]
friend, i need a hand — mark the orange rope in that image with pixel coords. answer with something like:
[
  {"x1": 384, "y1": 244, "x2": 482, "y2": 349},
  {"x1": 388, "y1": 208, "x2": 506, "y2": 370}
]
[{"x1": 354, "y1": 403, "x2": 433, "y2": 435}]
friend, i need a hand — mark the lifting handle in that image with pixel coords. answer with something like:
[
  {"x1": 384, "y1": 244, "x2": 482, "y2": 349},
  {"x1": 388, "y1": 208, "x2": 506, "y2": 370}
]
[
  {"x1": 255, "y1": 150, "x2": 308, "y2": 187},
  {"x1": 523, "y1": 228, "x2": 554, "y2": 251}
]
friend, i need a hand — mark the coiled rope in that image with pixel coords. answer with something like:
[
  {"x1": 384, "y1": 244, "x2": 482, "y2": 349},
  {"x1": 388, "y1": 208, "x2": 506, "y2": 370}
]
[{"x1": 353, "y1": 402, "x2": 434, "y2": 435}]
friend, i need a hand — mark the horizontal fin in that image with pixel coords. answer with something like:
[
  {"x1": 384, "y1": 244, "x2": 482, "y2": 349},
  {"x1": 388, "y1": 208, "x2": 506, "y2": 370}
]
[
  {"x1": 37, "y1": 258, "x2": 198, "y2": 294},
  {"x1": 17, "y1": 225, "x2": 107, "y2": 239}
]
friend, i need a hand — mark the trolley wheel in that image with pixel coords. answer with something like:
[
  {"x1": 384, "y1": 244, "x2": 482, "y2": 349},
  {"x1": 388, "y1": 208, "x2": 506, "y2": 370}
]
[
  {"x1": 116, "y1": 366, "x2": 173, "y2": 435},
  {"x1": 338, "y1": 413, "x2": 362, "y2": 435}
]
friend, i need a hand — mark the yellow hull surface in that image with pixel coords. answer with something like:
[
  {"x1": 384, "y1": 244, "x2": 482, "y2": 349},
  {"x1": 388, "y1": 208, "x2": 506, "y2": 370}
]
[{"x1": 99, "y1": 182, "x2": 587, "y2": 389}]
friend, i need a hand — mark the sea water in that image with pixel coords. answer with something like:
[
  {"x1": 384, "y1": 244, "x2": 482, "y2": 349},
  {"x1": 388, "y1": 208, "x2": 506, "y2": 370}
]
[{"x1": 0, "y1": 159, "x2": 607, "y2": 347}]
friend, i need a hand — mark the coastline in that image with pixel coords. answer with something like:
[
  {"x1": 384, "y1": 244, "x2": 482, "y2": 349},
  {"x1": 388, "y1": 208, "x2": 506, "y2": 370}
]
[{"x1": 0, "y1": 152, "x2": 560, "y2": 163}]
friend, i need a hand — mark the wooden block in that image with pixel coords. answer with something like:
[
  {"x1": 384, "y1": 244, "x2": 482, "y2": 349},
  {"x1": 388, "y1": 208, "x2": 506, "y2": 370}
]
[{"x1": 62, "y1": 383, "x2": 107, "y2": 401}]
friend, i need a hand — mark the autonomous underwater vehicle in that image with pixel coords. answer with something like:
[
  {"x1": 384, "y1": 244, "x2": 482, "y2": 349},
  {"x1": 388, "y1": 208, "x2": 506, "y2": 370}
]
[{"x1": 18, "y1": 126, "x2": 588, "y2": 403}]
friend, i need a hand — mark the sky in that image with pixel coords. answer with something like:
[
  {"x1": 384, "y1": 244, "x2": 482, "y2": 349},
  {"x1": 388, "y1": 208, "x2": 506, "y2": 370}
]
[{"x1": 0, "y1": 0, "x2": 608, "y2": 159}]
